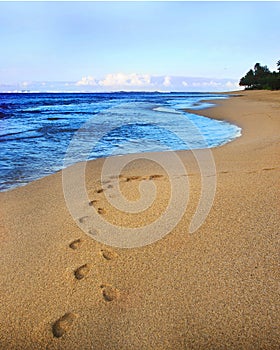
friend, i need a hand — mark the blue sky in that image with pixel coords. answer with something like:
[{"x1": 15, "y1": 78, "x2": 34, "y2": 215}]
[{"x1": 0, "y1": 1, "x2": 279, "y2": 92}]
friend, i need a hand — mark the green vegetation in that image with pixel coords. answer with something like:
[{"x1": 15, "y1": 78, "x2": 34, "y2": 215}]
[{"x1": 239, "y1": 60, "x2": 280, "y2": 90}]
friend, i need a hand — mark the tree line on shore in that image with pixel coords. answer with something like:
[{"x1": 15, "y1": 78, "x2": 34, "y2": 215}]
[{"x1": 239, "y1": 60, "x2": 280, "y2": 90}]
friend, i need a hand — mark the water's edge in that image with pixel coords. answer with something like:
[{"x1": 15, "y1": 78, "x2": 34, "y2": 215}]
[{"x1": 0, "y1": 92, "x2": 241, "y2": 192}]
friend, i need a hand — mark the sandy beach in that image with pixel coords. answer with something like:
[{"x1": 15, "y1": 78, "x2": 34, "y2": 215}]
[{"x1": 0, "y1": 90, "x2": 279, "y2": 349}]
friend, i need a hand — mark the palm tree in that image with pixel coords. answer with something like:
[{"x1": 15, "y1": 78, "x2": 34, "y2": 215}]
[{"x1": 277, "y1": 60, "x2": 280, "y2": 72}]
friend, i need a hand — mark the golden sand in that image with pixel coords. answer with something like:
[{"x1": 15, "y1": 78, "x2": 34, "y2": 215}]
[{"x1": 0, "y1": 91, "x2": 279, "y2": 349}]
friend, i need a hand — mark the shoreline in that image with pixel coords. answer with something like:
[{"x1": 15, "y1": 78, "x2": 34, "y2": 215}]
[
  {"x1": 0, "y1": 90, "x2": 279, "y2": 349},
  {"x1": 1, "y1": 91, "x2": 239, "y2": 193}
]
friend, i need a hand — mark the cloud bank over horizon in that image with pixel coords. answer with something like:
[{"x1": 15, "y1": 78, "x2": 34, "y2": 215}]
[{"x1": 0, "y1": 73, "x2": 241, "y2": 93}]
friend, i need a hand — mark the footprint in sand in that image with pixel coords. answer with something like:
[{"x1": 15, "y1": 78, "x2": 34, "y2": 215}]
[
  {"x1": 125, "y1": 176, "x2": 141, "y2": 182},
  {"x1": 100, "y1": 248, "x2": 118, "y2": 261},
  {"x1": 263, "y1": 167, "x2": 276, "y2": 171},
  {"x1": 69, "y1": 239, "x2": 82, "y2": 250},
  {"x1": 89, "y1": 199, "x2": 98, "y2": 206},
  {"x1": 97, "y1": 208, "x2": 105, "y2": 215},
  {"x1": 100, "y1": 284, "x2": 120, "y2": 302},
  {"x1": 148, "y1": 174, "x2": 163, "y2": 180},
  {"x1": 96, "y1": 188, "x2": 104, "y2": 194},
  {"x1": 52, "y1": 312, "x2": 78, "y2": 338},
  {"x1": 74, "y1": 264, "x2": 91, "y2": 280},
  {"x1": 78, "y1": 216, "x2": 89, "y2": 224},
  {"x1": 88, "y1": 229, "x2": 98, "y2": 236}
]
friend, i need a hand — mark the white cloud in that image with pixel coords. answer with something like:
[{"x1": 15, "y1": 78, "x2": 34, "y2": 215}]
[
  {"x1": 76, "y1": 75, "x2": 97, "y2": 86},
  {"x1": 0, "y1": 75, "x2": 243, "y2": 93},
  {"x1": 225, "y1": 80, "x2": 240, "y2": 88},
  {"x1": 99, "y1": 73, "x2": 151, "y2": 87},
  {"x1": 163, "y1": 76, "x2": 171, "y2": 87},
  {"x1": 192, "y1": 80, "x2": 222, "y2": 87},
  {"x1": 21, "y1": 81, "x2": 29, "y2": 87}
]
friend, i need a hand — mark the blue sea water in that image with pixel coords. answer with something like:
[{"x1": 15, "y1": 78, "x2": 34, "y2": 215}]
[{"x1": 0, "y1": 92, "x2": 241, "y2": 191}]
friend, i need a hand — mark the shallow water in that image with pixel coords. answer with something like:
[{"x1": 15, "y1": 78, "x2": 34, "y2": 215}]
[{"x1": 0, "y1": 92, "x2": 241, "y2": 191}]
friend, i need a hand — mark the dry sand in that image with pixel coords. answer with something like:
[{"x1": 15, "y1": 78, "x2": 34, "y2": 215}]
[{"x1": 0, "y1": 90, "x2": 279, "y2": 349}]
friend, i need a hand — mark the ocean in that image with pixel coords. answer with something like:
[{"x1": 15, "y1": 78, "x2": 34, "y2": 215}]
[{"x1": 0, "y1": 92, "x2": 241, "y2": 191}]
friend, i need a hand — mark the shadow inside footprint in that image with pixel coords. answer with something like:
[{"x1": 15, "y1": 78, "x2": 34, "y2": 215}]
[
  {"x1": 100, "y1": 284, "x2": 120, "y2": 302},
  {"x1": 126, "y1": 176, "x2": 141, "y2": 182},
  {"x1": 52, "y1": 312, "x2": 78, "y2": 338},
  {"x1": 97, "y1": 208, "x2": 105, "y2": 215},
  {"x1": 78, "y1": 216, "x2": 89, "y2": 224},
  {"x1": 101, "y1": 249, "x2": 118, "y2": 261},
  {"x1": 149, "y1": 174, "x2": 163, "y2": 180},
  {"x1": 74, "y1": 264, "x2": 91, "y2": 280},
  {"x1": 263, "y1": 167, "x2": 276, "y2": 171},
  {"x1": 69, "y1": 239, "x2": 82, "y2": 250}
]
